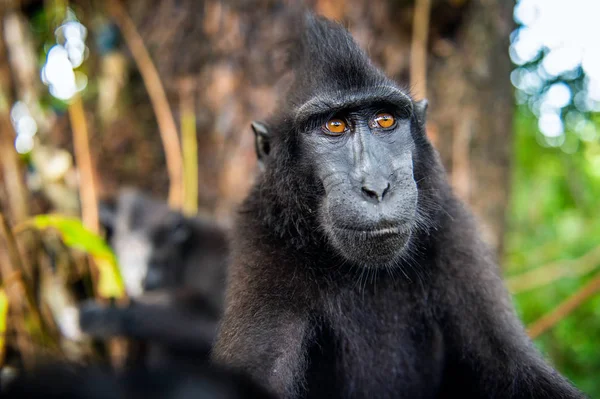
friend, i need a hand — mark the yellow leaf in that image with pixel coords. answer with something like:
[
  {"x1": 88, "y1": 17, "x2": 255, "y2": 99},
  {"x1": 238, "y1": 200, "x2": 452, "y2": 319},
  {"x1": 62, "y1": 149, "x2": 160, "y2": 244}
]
[
  {"x1": 95, "y1": 257, "x2": 125, "y2": 299},
  {"x1": 17, "y1": 214, "x2": 126, "y2": 299},
  {"x1": 0, "y1": 289, "x2": 8, "y2": 365}
]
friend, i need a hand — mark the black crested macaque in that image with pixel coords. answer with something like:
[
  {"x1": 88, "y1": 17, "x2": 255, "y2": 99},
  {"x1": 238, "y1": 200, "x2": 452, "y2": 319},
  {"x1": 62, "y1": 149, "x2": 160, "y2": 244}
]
[
  {"x1": 99, "y1": 187, "x2": 228, "y2": 306},
  {"x1": 79, "y1": 188, "x2": 229, "y2": 368},
  {"x1": 212, "y1": 14, "x2": 584, "y2": 399}
]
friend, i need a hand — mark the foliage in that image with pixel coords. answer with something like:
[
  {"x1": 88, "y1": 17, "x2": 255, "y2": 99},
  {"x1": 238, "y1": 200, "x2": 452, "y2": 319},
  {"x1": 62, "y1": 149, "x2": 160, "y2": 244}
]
[
  {"x1": 505, "y1": 105, "x2": 600, "y2": 397},
  {"x1": 18, "y1": 215, "x2": 125, "y2": 299}
]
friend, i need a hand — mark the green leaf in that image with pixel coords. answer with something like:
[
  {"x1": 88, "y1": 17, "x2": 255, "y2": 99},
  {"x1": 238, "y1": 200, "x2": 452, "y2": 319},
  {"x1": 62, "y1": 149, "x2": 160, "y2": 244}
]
[{"x1": 21, "y1": 214, "x2": 125, "y2": 299}]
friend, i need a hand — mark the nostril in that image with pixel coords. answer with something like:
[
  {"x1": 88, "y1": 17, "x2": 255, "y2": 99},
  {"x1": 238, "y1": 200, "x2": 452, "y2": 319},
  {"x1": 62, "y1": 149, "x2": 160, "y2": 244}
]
[
  {"x1": 381, "y1": 182, "x2": 391, "y2": 199},
  {"x1": 362, "y1": 186, "x2": 379, "y2": 200},
  {"x1": 361, "y1": 181, "x2": 391, "y2": 202}
]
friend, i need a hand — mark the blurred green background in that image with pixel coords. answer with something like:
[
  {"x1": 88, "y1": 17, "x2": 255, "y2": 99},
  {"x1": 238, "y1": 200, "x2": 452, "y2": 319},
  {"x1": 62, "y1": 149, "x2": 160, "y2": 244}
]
[{"x1": 506, "y1": 1, "x2": 600, "y2": 396}]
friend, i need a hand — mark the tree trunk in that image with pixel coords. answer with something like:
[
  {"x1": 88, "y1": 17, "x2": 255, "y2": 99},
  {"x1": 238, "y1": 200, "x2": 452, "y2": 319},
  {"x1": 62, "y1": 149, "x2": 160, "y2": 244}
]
[{"x1": 427, "y1": 0, "x2": 515, "y2": 258}]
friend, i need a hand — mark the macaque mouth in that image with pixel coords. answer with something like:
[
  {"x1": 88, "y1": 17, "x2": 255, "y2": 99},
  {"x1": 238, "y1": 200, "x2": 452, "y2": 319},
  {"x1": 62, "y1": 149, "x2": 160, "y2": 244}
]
[{"x1": 332, "y1": 224, "x2": 411, "y2": 237}]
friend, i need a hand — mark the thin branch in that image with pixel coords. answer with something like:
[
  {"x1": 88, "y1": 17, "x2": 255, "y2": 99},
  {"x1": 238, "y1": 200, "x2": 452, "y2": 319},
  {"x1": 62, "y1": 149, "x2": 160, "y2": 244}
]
[
  {"x1": 410, "y1": 0, "x2": 431, "y2": 100},
  {"x1": 507, "y1": 245, "x2": 600, "y2": 294},
  {"x1": 0, "y1": 211, "x2": 44, "y2": 368},
  {"x1": 0, "y1": 213, "x2": 42, "y2": 324},
  {"x1": 0, "y1": 8, "x2": 28, "y2": 223},
  {"x1": 107, "y1": 0, "x2": 183, "y2": 210},
  {"x1": 528, "y1": 272, "x2": 600, "y2": 339},
  {"x1": 451, "y1": 107, "x2": 472, "y2": 202},
  {"x1": 68, "y1": 95, "x2": 99, "y2": 234},
  {"x1": 0, "y1": 117, "x2": 28, "y2": 222},
  {"x1": 0, "y1": 212, "x2": 31, "y2": 296},
  {"x1": 179, "y1": 78, "x2": 198, "y2": 216}
]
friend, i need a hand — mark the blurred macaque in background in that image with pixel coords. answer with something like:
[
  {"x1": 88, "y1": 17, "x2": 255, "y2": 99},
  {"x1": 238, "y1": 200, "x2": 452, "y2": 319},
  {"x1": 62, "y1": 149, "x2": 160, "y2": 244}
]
[{"x1": 78, "y1": 187, "x2": 228, "y2": 369}]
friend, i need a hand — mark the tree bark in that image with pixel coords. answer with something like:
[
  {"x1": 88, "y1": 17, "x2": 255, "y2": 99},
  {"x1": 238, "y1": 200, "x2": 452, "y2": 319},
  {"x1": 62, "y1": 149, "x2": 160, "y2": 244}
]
[{"x1": 427, "y1": 0, "x2": 514, "y2": 257}]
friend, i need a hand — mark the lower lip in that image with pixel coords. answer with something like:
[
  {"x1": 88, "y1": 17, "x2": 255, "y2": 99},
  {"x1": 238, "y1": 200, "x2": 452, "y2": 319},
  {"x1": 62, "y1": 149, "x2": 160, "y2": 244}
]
[{"x1": 333, "y1": 226, "x2": 407, "y2": 236}]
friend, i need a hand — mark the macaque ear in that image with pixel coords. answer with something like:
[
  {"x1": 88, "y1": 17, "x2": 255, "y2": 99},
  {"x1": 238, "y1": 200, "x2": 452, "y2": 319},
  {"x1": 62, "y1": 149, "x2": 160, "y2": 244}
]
[
  {"x1": 414, "y1": 99, "x2": 428, "y2": 125},
  {"x1": 251, "y1": 121, "x2": 271, "y2": 170}
]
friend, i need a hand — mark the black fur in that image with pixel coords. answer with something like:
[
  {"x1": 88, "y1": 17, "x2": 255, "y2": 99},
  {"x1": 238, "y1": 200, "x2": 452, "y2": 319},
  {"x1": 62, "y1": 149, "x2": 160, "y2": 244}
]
[
  {"x1": 212, "y1": 13, "x2": 584, "y2": 399},
  {"x1": 79, "y1": 289, "x2": 221, "y2": 369},
  {"x1": 1, "y1": 362, "x2": 276, "y2": 399}
]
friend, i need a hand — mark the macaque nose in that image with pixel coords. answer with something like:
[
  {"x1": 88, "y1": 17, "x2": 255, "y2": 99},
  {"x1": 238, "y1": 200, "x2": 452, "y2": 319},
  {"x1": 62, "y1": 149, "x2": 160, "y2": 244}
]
[{"x1": 361, "y1": 180, "x2": 391, "y2": 202}]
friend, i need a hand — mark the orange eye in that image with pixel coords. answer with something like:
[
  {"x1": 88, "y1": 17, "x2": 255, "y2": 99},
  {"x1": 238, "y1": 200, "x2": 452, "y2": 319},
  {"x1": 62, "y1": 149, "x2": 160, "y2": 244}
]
[
  {"x1": 324, "y1": 118, "x2": 347, "y2": 135},
  {"x1": 374, "y1": 113, "x2": 395, "y2": 129}
]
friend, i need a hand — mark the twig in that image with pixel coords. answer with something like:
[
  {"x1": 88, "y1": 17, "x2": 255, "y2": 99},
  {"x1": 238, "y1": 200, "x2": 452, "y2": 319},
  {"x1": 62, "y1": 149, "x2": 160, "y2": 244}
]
[
  {"x1": 507, "y1": 245, "x2": 600, "y2": 294},
  {"x1": 3, "y1": 11, "x2": 38, "y2": 108},
  {"x1": 0, "y1": 212, "x2": 29, "y2": 291},
  {"x1": 0, "y1": 9, "x2": 28, "y2": 223},
  {"x1": 107, "y1": 0, "x2": 184, "y2": 210},
  {"x1": 0, "y1": 213, "x2": 43, "y2": 323},
  {"x1": 528, "y1": 273, "x2": 600, "y2": 339},
  {"x1": 0, "y1": 118, "x2": 28, "y2": 222},
  {"x1": 68, "y1": 95, "x2": 99, "y2": 234},
  {"x1": 179, "y1": 78, "x2": 198, "y2": 216},
  {"x1": 410, "y1": 0, "x2": 431, "y2": 100},
  {"x1": 0, "y1": 211, "x2": 44, "y2": 368},
  {"x1": 451, "y1": 106, "x2": 472, "y2": 201}
]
